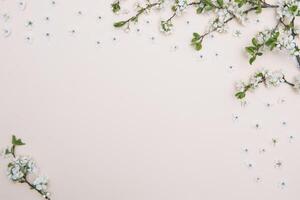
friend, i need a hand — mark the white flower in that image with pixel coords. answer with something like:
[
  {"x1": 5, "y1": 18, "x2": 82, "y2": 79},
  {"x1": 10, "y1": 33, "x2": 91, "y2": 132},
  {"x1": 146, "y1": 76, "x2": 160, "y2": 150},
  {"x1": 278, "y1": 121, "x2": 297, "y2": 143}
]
[
  {"x1": 226, "y1": 2, "x2": 250, "y2": 24},
  {"x1": 265, "y1": 70, "x2": 284, "y2": 86},
  {"x1": 7, "y1": 156, "x2": 36, "y2": 181},
  {"x1": 249, "y1": 70, "x2": 266, "y2": 88},
  {"x1": 235, "y1": 81, "x2": 246, "y2": 92},
  {"x1": 33, "y1": 176, "x2": 49, "y2": 192},
  {"x1": 277, "y1": 29, "x2": 299, "y2": 56}
]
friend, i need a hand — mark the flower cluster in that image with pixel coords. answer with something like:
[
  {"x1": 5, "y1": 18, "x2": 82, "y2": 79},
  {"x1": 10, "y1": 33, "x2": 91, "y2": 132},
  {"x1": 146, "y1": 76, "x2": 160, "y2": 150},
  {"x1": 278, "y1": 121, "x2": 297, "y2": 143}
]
[
  {"x1": 33, "y1": 176, "x2": 49, "y2": 193},
  {"x1": 246, "y1": 27, "x2": 300, "y2": 64},
  {"x1": 277, "y1": 0, "x2": 300, "y2": 23},
  {"x1": 277, "y1": 29, "x2": 300, "y2": 56},
  {"x1": 208, "y1": 0, "x2": 250, "y2": 32},
  {"x1": 7, "y1": 156, "x2": 36, "y2": 181},
  {"x1": 235, "y1": 69, "x2": 299, "y2": 99},
  {"x1": 2, "y1": 135, "x2": 51, "y2": 199},
  {"x1": 209, "y1": 9, "x2": 232, "y2": 33},
  {"x1": 160, "y1": 20, "x2": 173, "y2": 34}
]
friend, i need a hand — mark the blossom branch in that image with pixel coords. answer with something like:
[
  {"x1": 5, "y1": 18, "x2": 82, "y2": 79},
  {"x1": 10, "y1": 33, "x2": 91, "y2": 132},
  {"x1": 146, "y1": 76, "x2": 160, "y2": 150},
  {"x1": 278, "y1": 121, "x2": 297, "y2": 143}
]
[
  {"x1": 113, "y1": 1, "x2": 163, "y2": 28},
  {"x1": 235, "y1": 69, "x2": 299, "y2": 99},
  {"x1": 246, "y1": 0, "x2": 300, "y2": 67},
  {"x1": 2, "y1": 135, "x2": 51, "y2": 200},
  {"x1": 192, "y1": 1, "x2": 277, "y2": 50}
]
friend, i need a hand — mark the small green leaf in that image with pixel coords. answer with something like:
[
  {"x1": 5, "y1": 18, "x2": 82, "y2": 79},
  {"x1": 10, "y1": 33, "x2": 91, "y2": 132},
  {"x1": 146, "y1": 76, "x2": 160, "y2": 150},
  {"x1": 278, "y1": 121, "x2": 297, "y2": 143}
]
[
  {"x1": 255, "y1": 4, "x2": 262, "y2": 13},
  {"x1": 289, "y1": 5, "x2": 298, "y2": 13},
  {"x1": 235, "y1": 92, "x2": 246, "y2": 99},
  {"x1": 217, "y1": 0, "x2": 223, "y2": 7},
  {"x1": 204, "y1": 0, "x2": 214, "y2": 7},
  {"x1": 195, "y1": 42, "x2": 202, "y2": 51},
  {"x1": 249, "y1": 56, "x2": 256, "y2": 64},
  {"x1": 5, "y1": 148, "x2": 10, "y2": 155},
  {"x1": 113, "y1": 21, "x2": 126, "y2": 28},
  {"x1": 111, "y1": 1, "x2": 121, "y2": 13},
  {"x1": 12, "y1": 135, "x2": 25, "y2": 146},
  {"x1": 252, "y1": 38, "x2": 258, "y2": 46},
  {"x1": 196, "y1": 7, "x2": 204, "y2": 14},
  {"x1": 193, "y1": 32, "x2": 200, "y2": 39},
  {"x1": 245, "y1": 46, "x2": 255, "y2": 55},
  {"x1": 171, "y1": 5, "x2": 177, "y2": 12},
  {"x1": 191, "y1": 38, "x2": 198, "y2": 43}
]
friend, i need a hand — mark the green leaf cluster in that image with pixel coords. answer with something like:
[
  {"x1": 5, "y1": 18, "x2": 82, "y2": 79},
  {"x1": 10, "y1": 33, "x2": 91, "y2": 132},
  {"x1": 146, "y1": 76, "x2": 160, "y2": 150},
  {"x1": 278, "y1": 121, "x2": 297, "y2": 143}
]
[
  {"x1": 245, "y1": 38, "x2": 263, "y2": 64},
  {"x1": 191, "y1": 32, "x2": 202, "y2": 51}
]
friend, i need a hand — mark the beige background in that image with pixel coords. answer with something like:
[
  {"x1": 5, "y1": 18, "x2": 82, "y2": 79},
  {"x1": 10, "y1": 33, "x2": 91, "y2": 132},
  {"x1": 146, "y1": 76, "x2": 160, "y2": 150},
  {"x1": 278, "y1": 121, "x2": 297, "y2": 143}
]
[{"x1": 0, "y1": 0, "x2": 300, "y2": 199}]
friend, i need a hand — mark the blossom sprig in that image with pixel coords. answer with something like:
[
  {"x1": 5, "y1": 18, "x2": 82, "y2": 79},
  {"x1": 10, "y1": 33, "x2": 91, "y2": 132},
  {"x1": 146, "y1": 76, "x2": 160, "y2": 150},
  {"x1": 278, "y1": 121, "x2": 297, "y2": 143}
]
[
  {"x1": 246, "y1": 9, "x2": 300, "y2": 66},
  {"x1": 113, "y1": 0, "x2": 165, "y2": 29},
  {"x1": 189, "y1": 0, "x2": 278, "y2": 50},
  {"x1": 235, "y1": 69, "x2": 299, "y2": 99},
  {"x1": 2, "y1": 135, "x2": 51, "y2": 200}
]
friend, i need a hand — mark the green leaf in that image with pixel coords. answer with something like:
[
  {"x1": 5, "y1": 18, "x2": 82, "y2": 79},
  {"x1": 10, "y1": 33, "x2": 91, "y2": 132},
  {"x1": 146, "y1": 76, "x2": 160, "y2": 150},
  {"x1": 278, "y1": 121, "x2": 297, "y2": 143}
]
[
  {"x1": 265, "y1": 38, "x2": 275, "y2": 46},
  {"x1": 111, "y1": 1, "x2": 121, "y2": 13},
  {"x1": 191, "y1": 38, "x2": 198, "y2": 43},
  {"x1": 273, "y1": 31, "x2": 279, "y2": 38},
  {"x1": 255, "y1": 4, "x2": 262, "y2": 13},
  {"x1": 12, "y1": 135, "x2": 25, "y2": 146},
  {"x1": 196, "y1": 7, "x2": 204, "y2": 14},
  {"x1": 204, "y1": 0, "x2": 214, "y2": 7},
  {"x1": 193, "y1": 32, "x2": 200, "y2": 39},
  {"x1": 252, "y1": 38, "x2": 258, "y2": 46},
  {"x1": 249, "y1": 56, "x2": 256, "y2": 64},
  {"x1": 195, "y1": 42, "x2": 202, "y2": 51},
  {"x1": 5, "y1": 148, "x2": 10, "y2": 155},
  {"x1": 113, "y1": 21, "x2": 126, "y2": 28},
  {"x1": 171, "y1": 5, "x2": 177, "y2": 12},
  {"x1": 234, "y1": 0, "x2": 246, "y2": 7},
  {"x1": 245, "y1": 46, "x2": 255, "y2": 55},
  {"x1": 205, "y1": 5, "x2": 213, "y2": 11},
  {"x1": 289, "y1": 5, "x2": 298, "y2": 13},
  {"x1": 235, "y1": 92, "x2": 246, "y2": 99},
  {"x1": 217, "y1": 0, "x2": 223, "y2": 7}
]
